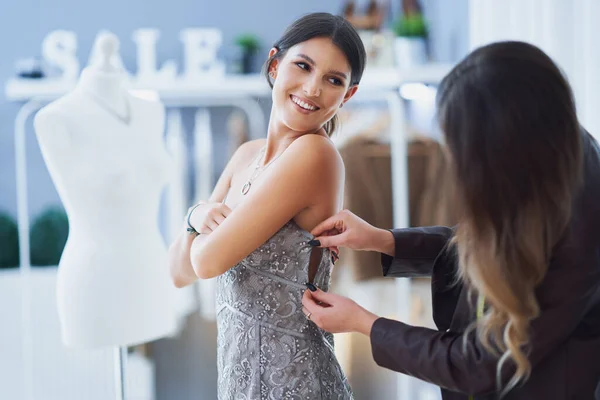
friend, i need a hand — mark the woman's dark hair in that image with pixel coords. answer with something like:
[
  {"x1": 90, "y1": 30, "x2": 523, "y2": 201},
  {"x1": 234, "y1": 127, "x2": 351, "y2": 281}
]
[
  {"x1": 437, "y1": 41, "x2": 583, "y2": 395},
  {"x1": 263, "y1": 12, "x2": 367, "y2": 136}
]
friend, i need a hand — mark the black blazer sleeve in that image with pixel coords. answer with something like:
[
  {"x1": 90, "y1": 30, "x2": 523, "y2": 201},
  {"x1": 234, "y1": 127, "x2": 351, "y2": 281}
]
[
  {"x1": 370, "y1": 232, "x2": 600, "y2": 396},
  {"x1": 381, "y1": 226, "x2": 453, "y2": 278}
]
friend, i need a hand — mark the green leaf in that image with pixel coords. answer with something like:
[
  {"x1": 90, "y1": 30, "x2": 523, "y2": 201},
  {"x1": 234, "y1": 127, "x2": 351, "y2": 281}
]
[
  {"x1": 393, "y1": 12, "x2": 428, "y2": 37},
  {"x1": 235, "y1": 34, "x2": 260, "y2": 52}
]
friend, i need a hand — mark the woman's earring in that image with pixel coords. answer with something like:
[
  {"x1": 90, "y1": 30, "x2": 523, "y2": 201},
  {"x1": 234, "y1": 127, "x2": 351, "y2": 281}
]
[
  {"x1": 269, "y1": 71, "x2": 275, "y2": 79},
  {"x1": 340, "y1": 103, "x2": 344, "y2": 108}
]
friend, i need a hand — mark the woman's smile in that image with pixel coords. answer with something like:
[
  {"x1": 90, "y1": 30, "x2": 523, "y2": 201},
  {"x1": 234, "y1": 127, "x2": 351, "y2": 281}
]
[{"x1": 290, "y1": 94, "x2": 320, "y2": 114}]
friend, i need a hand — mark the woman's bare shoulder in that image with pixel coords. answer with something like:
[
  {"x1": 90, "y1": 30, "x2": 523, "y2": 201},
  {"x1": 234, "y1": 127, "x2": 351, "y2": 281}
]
[
  {"x1": 288, "y1": 135, "x2": 344, "y2": 180},
  {"x1": 230, "y1": 138, "x2": 267, "y2": 168},
  {"x1": 286, "y1": 135, "x2": 345, "y2": 227}
]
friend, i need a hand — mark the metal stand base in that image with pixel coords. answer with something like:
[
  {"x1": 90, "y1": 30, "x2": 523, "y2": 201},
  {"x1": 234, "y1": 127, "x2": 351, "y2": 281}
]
[{"x1": 114, "y1": 346, "x2": 127, "y2": 400}]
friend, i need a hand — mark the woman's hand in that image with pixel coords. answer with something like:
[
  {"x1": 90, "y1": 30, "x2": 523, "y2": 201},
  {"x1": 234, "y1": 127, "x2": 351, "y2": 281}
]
[
  {"x1": 188, "y1": 202, "x2": 232, "y2": 234},
  {"x1": 310, "y1": 210, "x2": 395, "y2": 256},
  {"x1": 301, "y1": 288, "x2": 379, "y2": 336}
]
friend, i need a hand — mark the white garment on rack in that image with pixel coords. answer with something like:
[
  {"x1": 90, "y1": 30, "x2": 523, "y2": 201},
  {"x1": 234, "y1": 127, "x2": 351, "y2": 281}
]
[
  {"x1": 193, "y1": 108, "x2": 218, "y2": 320},
  {"x1": 165, "y1": 108, "x2": 198, "y2": 330}
]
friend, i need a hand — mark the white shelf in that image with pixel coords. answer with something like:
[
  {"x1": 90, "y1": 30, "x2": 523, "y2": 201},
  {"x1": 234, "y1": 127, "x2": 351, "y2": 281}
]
[
  {"x1": 5, "y1": 64, "x2": 453, "y2": 102},
  {"x1": 361, "y1": 64, "x2": 453, "y2": 87}
]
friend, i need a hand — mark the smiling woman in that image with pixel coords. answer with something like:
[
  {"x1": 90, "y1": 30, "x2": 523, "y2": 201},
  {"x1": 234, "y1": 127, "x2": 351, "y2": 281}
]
[
  {"x1": 167, "y1": 12, "x2": 366, "y2": 400},
  {"x1": 264, "y1": 13, "x2": 366, "y2": 137},
  {"x1": 266, "y1": 38, "x2": 354, "y2": 136}
]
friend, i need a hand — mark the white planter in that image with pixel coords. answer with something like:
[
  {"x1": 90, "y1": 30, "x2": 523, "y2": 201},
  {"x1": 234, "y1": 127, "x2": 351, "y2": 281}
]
[{"x1": 394, "y1": 37, "x2": 427, "y2": 70}]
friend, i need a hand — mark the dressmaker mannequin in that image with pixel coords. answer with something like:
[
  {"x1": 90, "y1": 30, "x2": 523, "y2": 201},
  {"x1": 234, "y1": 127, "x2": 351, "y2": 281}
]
[{"x1": 34, "y1": 32, "x2": 178, "y2": 396}]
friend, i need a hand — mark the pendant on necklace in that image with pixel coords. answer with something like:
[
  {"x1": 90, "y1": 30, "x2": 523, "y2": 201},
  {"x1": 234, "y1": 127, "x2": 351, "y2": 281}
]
[{"x1": 241, "y1": 181, "x2": 251, "y2": 195}]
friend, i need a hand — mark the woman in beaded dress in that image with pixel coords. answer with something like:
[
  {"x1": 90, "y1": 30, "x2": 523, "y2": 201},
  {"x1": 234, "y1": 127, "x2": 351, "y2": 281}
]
[{"x1": 168, "y1": 13, "x2": 366, "y2": 399}]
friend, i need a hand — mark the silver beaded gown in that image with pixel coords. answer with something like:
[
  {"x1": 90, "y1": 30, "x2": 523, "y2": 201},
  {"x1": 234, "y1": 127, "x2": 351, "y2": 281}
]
[{"x1": 215, "y1": 220, "x2": 353, "y2": 400}]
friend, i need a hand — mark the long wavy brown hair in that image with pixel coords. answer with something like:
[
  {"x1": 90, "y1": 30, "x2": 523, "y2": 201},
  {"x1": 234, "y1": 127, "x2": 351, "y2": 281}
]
[{"x1": 436, "y1": 41, "x2": 583, "y2": 395}]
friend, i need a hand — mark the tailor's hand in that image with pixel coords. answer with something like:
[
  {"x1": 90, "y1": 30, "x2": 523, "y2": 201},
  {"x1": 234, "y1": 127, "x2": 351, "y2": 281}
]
[
  {"x1": 188, "y1": 202, "x2": 232, "y2": 234},
  {"x1": 310, "y1": 228, "x2": 339, "y2": 264},
  {"x1": 310, "y1": 210, "x2": 392, "y2": 255},
  {"x1": 301, "y1": 287, "x2": 378, "y2": 336}
]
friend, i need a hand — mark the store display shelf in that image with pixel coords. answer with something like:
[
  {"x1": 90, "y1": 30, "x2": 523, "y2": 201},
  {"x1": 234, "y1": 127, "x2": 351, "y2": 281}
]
[{"x1": 5, "y1": 64, "x2": 453, "y2": 102}]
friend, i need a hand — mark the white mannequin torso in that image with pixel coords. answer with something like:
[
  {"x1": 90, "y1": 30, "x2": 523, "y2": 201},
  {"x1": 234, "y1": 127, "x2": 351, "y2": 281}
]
[{"x1": 34, "y1": 67, "x2": 178, "y2": 348}]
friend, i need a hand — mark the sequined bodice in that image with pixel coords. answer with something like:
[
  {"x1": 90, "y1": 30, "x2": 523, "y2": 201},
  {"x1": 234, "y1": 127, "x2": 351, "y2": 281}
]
[{"x1": 215, "y1": 221, "x2": 353, "y2": 399}]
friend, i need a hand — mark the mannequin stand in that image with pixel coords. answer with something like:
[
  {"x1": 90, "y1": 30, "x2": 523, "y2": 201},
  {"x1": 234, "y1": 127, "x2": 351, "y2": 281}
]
[{"x1": 114, "y1": 346, "x2": 127, "y2": 400}]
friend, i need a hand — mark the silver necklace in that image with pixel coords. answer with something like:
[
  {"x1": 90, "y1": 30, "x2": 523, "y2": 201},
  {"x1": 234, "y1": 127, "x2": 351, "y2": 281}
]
[
  {"x1": 84, "y1": 90, "x2": 132, "y2": 125},
  {"x1": 241, "y1": 147, "x2": 282, "y2": 195}
]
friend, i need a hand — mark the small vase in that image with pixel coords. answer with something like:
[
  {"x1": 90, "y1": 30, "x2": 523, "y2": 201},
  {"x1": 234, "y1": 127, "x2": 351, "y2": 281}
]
[
  {"x1": 241, "y1": 51, "x2": 256, "y2": 74},
  {"x1": 394, "y1": 37, "x2": 427, "y2": 70}
]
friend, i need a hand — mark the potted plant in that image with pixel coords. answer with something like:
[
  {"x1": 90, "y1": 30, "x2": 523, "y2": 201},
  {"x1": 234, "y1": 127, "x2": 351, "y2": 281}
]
[
  {"x1": 392, "y1": 11, "x2": 428, "y2": 69},
  {"x1": 235, "y1": 34, "x2": 260, "y2": 74},
  {"x1": 0, "y1": 212, "x2": 19, "y2": 269},
  {"x1": 30, "y1": 207, "x2": 69, "y2": 267}
]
